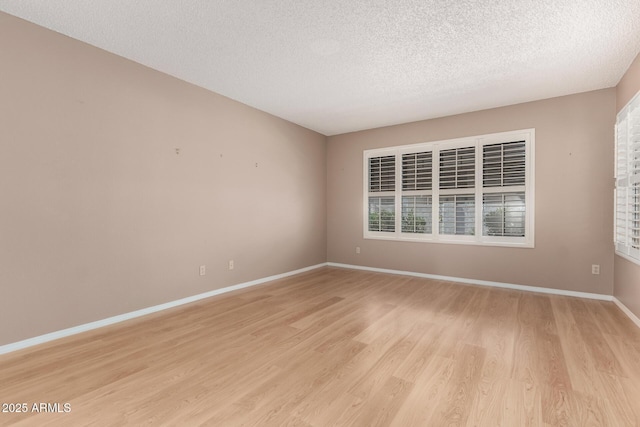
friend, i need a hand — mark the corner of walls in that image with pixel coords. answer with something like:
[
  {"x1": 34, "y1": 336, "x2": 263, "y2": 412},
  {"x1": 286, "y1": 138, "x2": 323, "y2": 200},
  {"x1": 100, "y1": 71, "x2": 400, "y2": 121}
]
[
  {"x1": 614, "y1": 50, "x2": 640, "y2": 323},
  {"x1": 0, "y1": 13, "x2": 327, "y2": 347},
  {"x1": 616, "y1": 51, "x2": 640, "y2": 111},
  {"x1": 327, "y1": 89, "x2": 616, "y2": 297}
]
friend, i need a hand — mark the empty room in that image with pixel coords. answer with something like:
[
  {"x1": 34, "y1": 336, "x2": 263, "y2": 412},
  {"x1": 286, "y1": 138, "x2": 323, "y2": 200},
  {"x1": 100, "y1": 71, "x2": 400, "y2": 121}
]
[{"x1": 1, "y1": 2, "x2": 640, "y2": 426}]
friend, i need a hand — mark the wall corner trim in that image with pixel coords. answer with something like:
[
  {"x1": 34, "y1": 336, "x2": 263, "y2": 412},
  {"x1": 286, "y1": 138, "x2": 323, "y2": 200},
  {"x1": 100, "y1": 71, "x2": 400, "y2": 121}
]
[
  {"x1": 0, "y1": 263, "x2": 328, "y2": 356},
  {"x1": 327, "y1": 262, "x2": 614, "y2": 301},
  {"x1": 613, "y1": 297, "x2": 640, "y2": 329}
]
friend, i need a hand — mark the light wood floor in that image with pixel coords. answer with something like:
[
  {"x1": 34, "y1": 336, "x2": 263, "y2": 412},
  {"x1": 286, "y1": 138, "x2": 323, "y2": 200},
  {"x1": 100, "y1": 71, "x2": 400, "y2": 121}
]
[{"x1": 1, "y1": 267, "x2": 640, "y2": 426}]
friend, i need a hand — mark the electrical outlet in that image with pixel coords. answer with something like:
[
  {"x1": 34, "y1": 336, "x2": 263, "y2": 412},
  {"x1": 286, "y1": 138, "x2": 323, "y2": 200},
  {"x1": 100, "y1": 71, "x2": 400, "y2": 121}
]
[
  {"x1": 199, "y1": 265, "x2": 206, "y2": 276},
  {"x1": 356, "y1": 246, "x2": 361, "y2": 254},
  {"x1": 591, "y1": 264, "x2": 600, "y2": 275},
  {"x1": 229, "y1": 260, "x2": 234, "y2": 270}
]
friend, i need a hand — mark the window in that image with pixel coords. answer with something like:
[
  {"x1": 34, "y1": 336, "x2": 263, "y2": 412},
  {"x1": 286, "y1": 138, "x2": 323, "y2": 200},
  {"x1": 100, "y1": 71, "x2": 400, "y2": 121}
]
[
  {"x1": 363, "y1": 129, "x2": 535, "y2": 247},
  {"x1": 401, "y1": 152, "x2": 432, "y2": 234},
  {"x1": 368, "y1": 155, "x2": 395, "y2": 232},
  {"x1": 481, "y1": 141, "x2": 526, "y2": 238},
  {"x1": 615, "y1": 90, "x2": 640, "y2": 264}
]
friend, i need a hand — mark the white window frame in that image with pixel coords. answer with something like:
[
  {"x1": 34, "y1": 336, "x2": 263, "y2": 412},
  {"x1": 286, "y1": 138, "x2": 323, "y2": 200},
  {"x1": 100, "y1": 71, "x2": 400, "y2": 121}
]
[
  {"x1": 363, "y1": 129, "x2": 535, "y2": 248},
  {"x1": 614, "y1": 90, "x2": 640, "y2": 265}
]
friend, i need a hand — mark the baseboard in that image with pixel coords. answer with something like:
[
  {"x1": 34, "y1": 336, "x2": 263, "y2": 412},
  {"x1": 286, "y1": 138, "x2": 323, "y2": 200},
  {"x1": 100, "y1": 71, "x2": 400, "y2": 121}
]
[
  {"x1": 328, "y1": 263, "x2": 640, "y2": 329},
  {"x1": 327, "y1": 262, "x2": 614, "y2": 301},
  {"x1": 3, "y1": 261, "x2": 632, "y2": 356},
  {"x1": 613, "y1": 298, "x2": 640, "y2": 329},
  {"x1": 0, "y1": 263, "x2": 328, "y2": 356}
]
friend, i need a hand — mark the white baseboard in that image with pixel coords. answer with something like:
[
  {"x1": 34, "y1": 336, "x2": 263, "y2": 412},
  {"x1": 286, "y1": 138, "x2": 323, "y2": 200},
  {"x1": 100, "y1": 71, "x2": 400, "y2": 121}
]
[
  {"x1": 327, "y1": 264, "x2": 640, "y2": 330},
  {"x1": 613, "y1": 298, "x2": 640, "y2": 329},
  {"x1": 4, "y1": 261, "x2": 636, "y2": 356},
  {"x1": 327, "y1": 262, "x2": 614, "y2": 301},
  {"x1": 0, "y1": 263, "x2": 328, "y2": 356}
]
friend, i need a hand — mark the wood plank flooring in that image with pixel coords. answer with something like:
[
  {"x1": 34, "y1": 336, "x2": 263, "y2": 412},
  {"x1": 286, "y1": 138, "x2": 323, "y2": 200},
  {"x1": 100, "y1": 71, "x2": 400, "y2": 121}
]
[{"x1": 1, "y1": 267, "x2": 639, "y2": 426}]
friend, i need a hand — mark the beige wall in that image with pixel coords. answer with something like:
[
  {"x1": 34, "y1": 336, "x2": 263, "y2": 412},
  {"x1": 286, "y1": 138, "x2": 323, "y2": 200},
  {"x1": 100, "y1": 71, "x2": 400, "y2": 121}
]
[
  {"x1": 1, "y1": 10, "x2": 634, "y2": 348},
  {"x1": 327, "y1": 89, "x2": 616, "y2": 295},
  {"x1": 614, "y1": 51, "x2": 640, "y2": 319},
  {"x1": 0, "y1": 13, "x2": 326, "y2": 346},
  {"x1": 616, "y1": 51, "x2": 640, "y2": 111}
]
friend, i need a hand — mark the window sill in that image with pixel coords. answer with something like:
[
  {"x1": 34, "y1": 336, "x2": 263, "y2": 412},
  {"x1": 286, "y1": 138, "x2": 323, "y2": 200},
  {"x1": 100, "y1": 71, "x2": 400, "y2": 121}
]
[
  {"x1": 615, "y1": 250, "x2": 640, "y2": 267},
  {"x1": 363, "y1": 234, "x2": 534, "y2": 248}
]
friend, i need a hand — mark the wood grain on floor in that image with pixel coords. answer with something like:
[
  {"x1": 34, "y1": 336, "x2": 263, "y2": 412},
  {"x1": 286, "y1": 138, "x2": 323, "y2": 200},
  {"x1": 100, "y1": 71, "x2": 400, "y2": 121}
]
[{"x1": 1, "y1": 267, "x2": 639, "y2": 426}]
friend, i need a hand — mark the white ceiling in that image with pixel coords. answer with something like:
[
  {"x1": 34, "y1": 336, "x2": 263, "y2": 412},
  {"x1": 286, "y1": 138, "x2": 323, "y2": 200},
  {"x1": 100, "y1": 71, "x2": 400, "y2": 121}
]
[{"x1": 1, "y1": 1, "x2": 640, "y2": 136}]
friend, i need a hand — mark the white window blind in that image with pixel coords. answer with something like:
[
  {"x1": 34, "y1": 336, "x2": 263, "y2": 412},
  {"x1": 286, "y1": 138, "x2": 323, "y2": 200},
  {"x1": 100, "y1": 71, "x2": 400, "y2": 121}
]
[
  {"x1": 440, "y1": 147, "x2": 475, "y2": 189},
  {"x1": 483, "y1": 141, "x2": 526, "y2": 187},
  {"x1": 363, "y1": 129, "x2": 534, "y2": 247},
  {"x1": 482, "y1": 192, "x2": 526, "y2": 237},
  {"x1": 439, "y1": 195, "x2": 475, "y2": 235},
  {"x1": 402, "y1": 152, "x2": 432, "y2": 191},
  {"x1": 482, "y1": 141, "x2": 526, "y2": 238},
  {"x1": 369, "y1": 155, "x2": 395, "y2": 192},
  {"x1": 401, "y1": 152, "x2": 433, "y2": 234},
  {"x1": 615, "y1": 91, "x2": 640, "y2": 263},
  {"x1": 438, "y1": 146, "x2": 475, "y2": 235},
  {"x1": 368, "y1": 155, "x2": 395, "y2": 232}
]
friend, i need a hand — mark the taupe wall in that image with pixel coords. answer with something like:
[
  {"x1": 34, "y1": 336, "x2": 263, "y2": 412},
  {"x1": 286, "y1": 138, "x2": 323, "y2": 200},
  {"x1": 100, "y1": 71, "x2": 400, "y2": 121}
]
[
  {"x1": 0, "y1": 13, "x2": 326, "y2": 346},
  {"x1": 614, "y1": 52, "x2": 640, "y2": 319},
  {"x1": 1, "y1": 10, "x2": 633, "y2": 348},
  {"x1": 327, "y1": 89, "x2": 616, "y2": 295}
]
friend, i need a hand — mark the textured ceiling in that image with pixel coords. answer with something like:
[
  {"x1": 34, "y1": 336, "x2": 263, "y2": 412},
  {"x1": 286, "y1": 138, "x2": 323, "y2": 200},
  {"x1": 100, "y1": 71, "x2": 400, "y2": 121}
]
[{"x1": 1, "y1": 1, "x2": 640, "y2": 136}]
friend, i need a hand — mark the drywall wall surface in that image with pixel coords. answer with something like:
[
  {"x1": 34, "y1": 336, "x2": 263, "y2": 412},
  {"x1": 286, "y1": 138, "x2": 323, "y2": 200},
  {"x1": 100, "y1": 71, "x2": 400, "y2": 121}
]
[
  {"x1": 614, "y1": 256, "x2": 640, "y2": 319},
  {"x1": 614, "y1": 50, "x2": 640, "y2": 320},
  {"x1": 0, "y1": 12, "x2": 326, "y2": 346},
  {"x1": 617, "y1": 51, "x2": 640, "y2": 111},
  {"x1": 327, "y1": 89, "x2": 615, "y2": 295}
]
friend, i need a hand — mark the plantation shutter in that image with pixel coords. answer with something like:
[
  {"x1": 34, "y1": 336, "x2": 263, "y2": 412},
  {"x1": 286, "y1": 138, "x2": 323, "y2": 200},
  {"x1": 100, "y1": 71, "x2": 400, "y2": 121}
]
[
  {"x1": 615, "y1": 92, "x2": 640, "y2": 260},
  {"x1": 439, "y1": 147, "x2": 475, "y2": 189},
  {"x1": 439, "y1": 146, "x2": 475, "y2": 235},
  {"x1": 439, "y1": 195, "x2": 475, "y2": 235},
  {"x1": 369, "y1": 155, "x2": 395, "y2": 192},
  {"x1": 481, "y1": 141, "x2": 526, "y2": 237},
  {"x1": 401, "y1": 152, "x2": 433, "y2": 234},
  {"x1": 402, "y1": 152, "x2": 432, "y2": 190},
  {"x1": 483, "y1": 141, "x2": 526, "y2": 187},
  {"x1": 368, "y1": 155, "x2": 396, "y2": 232},
  {"x1": 363, "y1": 128, "x2": 533, "y2": 246}
]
